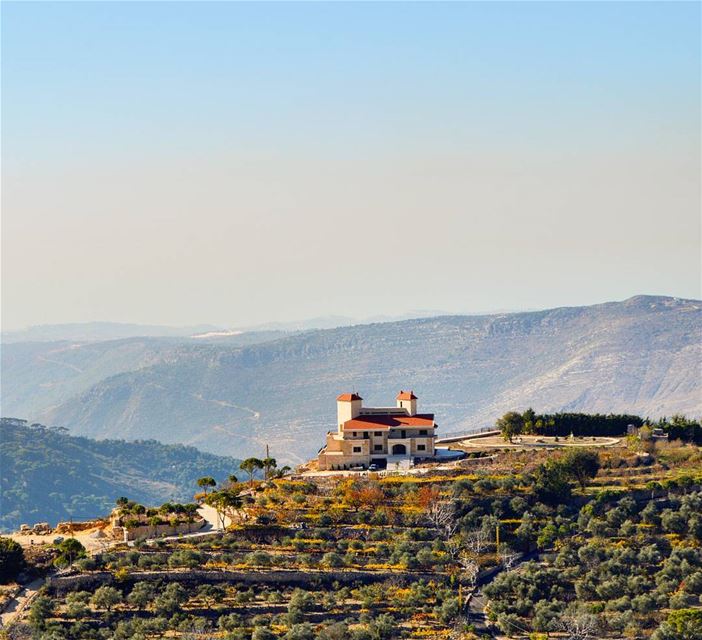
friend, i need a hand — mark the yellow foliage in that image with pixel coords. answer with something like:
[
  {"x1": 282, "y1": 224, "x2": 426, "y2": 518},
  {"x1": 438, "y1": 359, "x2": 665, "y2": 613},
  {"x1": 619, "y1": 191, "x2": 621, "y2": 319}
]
[
  {"x1": 113, "y1": 567, "x2": 129, "y2": 581},
  {"x1": 411, "y1": 629, "x2": 450, "y2": 638}
]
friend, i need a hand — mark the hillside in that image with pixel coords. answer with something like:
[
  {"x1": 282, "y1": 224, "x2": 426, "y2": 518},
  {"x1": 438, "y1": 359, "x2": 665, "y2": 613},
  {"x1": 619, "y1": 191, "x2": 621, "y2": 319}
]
[
  {"x1": 9, "y1": 439, "x2": 702, "y2": 639},
  {"x1": 5, "y1": 296, "x2": 701, "y2": 464},
  {"x1": 1, "y1": 330, "x2": 290, "y2": 420},
  {"x1": 0, "y1": 419, "x2": 242, "y2": 532}
]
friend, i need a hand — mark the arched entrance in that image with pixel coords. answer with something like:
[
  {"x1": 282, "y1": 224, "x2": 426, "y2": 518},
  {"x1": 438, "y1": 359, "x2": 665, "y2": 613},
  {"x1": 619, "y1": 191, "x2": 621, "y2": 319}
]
[{"x1": 391, "y1": 444, "x2": 407, "y2": 455}]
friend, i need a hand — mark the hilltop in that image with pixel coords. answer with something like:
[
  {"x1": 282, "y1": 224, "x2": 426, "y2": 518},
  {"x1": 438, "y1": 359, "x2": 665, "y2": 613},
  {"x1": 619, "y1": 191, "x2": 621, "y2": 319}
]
[
  {"x1": 2, "y1": 295, "x2": 700, "y2": 463},
  {"x1": 0, "y1": 419, "x2": 242, "y2": 532}
]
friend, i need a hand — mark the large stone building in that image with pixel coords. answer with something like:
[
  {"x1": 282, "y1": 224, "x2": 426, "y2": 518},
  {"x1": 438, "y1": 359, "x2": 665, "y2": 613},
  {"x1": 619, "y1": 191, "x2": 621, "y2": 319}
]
[{"x1": 317, "y1": 391, "x2": 437, "y2": 470}]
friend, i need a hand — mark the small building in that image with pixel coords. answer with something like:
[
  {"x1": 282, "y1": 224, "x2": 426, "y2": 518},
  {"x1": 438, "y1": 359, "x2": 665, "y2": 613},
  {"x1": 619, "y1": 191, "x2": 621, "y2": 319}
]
[{"x1": 317, "y1": 391, "x2": 437, "y2": 471}]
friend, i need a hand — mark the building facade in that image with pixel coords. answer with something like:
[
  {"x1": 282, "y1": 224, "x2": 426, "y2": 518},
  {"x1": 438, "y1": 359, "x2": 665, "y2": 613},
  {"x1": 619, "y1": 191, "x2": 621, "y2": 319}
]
[{"x1": 317, "y1": 391, "x2": 437, "y2": 470}]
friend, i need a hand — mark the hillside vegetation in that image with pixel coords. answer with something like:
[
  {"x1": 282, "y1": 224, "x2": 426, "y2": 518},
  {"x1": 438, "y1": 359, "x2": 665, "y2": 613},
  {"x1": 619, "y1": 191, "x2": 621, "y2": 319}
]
[
  {"x1": 0, "y1": 419, "x2": 242, "y2": 532},
  {"x1": 6, "y1": 434, "x2": 702, "y2": 639}
]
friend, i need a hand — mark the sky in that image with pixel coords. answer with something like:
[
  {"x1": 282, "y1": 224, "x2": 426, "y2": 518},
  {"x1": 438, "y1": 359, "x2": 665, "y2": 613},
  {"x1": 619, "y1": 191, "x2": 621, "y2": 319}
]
[{"x1": 2, "y1": 1, "x2": 700, "y2": 331}]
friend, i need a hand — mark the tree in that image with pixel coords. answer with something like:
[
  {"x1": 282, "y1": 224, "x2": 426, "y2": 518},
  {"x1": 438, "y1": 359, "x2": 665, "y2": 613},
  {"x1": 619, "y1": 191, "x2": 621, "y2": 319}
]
[
  {"x1": 262, "y1": 456, "x2": 277, "y2": 481},
  {"x1": 534, "y1": 460, "x2": 572, "y2": 504},
  {"x1": 205, "y1": 489, "x2": 243, "y2": 529},
  {"x1": 349, "y1": 484, "x2": 385, "y2": 512},
  {"x1": 240, "y1": 458, "x2": 264, "y2": 485},
  {"x1": 321, "y1": 552, "x2": 344, "y2": 568},
  {"x1": 0, "y1": 536, "x2": 25, "y2": 583},
  {"x1": 496, "y1": 411, "x2": 524, "y2": 443},
  {"x1": 273, "y1": 465, "x2": 292, "y2": 479},
  {"x1": 196, "y1": 476, "x2": 216, "y2": 495},
  {"x1": 561, "y1": 449, "x2": 600, "y2": 491},
  {"x1": 557, "y1": 614, "x2": 600, "y2": 640},
  {"x1": 652, "y1": 609, "x2": 702, "y2": 640},
  {"x1": 127, "y1": 581, "x2": 155, "y2": 609},
  {"x1": 426, "y1": 501, "x2": 458, "y2": 539},
  {"x1": 54, "y1": 537, "x2": 86, "y2": 568},
  {"x1": 28, "y1": 595, "x2": 54, "y2": 631},
  {"x1": 500, "y1": 547, "x2": 520, "y2": 571},
  {"x1": 197, "y1": 584, "x2": 226, "y2": 608},
  {"x1": 466, "y1": 529, "x2": 491, "y2": 554},
  {"x1": 522, "y1": 407, "x2": 537, "y2": 434},
  {"x1": 415, "y1": 485, "x2": 441, "y2": 509},
  {"x1": 285, "y1": 623, "x2": 316, "y2": 640},
  {"x1": 153, "y1": 582, "x2": 187, "y2": 616},
  {"x1": 287, "y1": 588, "x2": 315, "y2": 624},
  {"x1": 252, "y1": 627, "x2": 277, "y2": 640},
  {"x1": 91, "y1": 585, "x2": 122, "y2": 612},
  {"x1": 65, "y1": 590, "x2": 91, "y2": 619},
  {"x1": 458, "y1": 555, "x2": 479, "y2": 587}
]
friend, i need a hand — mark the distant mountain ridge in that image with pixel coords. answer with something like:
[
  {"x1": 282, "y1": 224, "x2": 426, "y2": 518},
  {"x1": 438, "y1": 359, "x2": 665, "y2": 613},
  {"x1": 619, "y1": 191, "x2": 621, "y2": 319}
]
[
  {"x1": 2, "y1": 310, "x2": 459, "y2": 342},
  {"x1": 1, "y1": 321, "x2": 224, "y2": 343},
  {"x1": 3, "y1": 296, "x2": 700, "y2": 464}
]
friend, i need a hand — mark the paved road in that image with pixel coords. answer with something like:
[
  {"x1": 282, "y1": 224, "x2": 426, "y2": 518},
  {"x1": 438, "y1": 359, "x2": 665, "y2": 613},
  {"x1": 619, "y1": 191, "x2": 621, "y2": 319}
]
[
  {"x1": 465, "y1": 550, "x2": 540, "y2": 639},
  {"x1": 467, "y1": 587, "x2": 493, "y2": 637}
]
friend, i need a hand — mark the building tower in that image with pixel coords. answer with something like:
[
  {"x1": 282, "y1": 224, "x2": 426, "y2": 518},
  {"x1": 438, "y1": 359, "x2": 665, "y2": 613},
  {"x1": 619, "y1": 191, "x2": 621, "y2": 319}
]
[
  {"x1": 396, "y1": 390, "x2": 418, "y2": 416},
  {"x1": 336, "y1": 393, "x2": 363, "y2": 433}
]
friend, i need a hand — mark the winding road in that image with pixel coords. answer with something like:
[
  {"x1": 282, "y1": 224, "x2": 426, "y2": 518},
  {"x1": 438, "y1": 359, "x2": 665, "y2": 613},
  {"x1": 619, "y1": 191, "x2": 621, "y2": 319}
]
[{"x1": 465, "y1": 550, "x2": 540, "y2": 638}]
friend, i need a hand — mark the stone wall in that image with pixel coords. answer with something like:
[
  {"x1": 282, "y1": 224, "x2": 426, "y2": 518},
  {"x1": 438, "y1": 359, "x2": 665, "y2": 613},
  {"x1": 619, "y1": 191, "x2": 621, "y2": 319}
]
[
  {"x1": 121, "y1": 518, "x2": 205, "y2": 541},
  {"x1": 55, "y1": 520, "x2": 106, "y2": 534}
]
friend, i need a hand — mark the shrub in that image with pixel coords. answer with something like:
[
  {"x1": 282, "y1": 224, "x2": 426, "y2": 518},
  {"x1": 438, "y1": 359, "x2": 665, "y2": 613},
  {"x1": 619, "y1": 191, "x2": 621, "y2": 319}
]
[
  {"x1": 321, "y1": 552, "x2": 344, "y2": 568},
  {"x1": 252, "y1": 627, "x2": 277, "y2": 640},
  {"x1": 0, "y1": 537, "x2": 25, "y2": 583},
  {"x1": 246, "y1": 551, "x2": 272, "y2": 567},
  {"x1": 285, "y1": 623, "x2": 315, "y2": 640}
]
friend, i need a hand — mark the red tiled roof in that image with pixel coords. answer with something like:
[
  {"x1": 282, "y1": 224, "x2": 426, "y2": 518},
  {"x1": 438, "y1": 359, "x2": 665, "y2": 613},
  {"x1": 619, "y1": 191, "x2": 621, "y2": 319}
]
[
  {"x1": 343, "y1": 414, "x2": 435, "y2": 430},
  {"x1": 337, "y1": 393, "x2": 363, "y2": 402},
  {"x1": 396, "y1": 390, "x2": 418, "y2": 400}
]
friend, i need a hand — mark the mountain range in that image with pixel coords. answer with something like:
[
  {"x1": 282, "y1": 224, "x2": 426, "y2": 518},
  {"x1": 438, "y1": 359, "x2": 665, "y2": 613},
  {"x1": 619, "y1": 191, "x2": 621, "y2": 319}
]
[{"x1": 2, "y1": 295, "x2": 700, "y2": 464}]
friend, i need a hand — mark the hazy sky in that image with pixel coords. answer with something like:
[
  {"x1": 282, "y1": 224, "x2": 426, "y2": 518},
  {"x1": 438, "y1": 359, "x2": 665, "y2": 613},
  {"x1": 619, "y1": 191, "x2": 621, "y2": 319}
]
[{"x1": 2, "y1": 2, "x2": 700, "y2": 331}]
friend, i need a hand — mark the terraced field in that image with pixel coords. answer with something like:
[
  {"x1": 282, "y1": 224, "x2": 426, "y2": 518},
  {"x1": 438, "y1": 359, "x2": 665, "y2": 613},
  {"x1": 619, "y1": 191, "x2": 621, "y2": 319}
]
[{"x1": 3, "y1": 438, "x2": 701, "y2": 639}]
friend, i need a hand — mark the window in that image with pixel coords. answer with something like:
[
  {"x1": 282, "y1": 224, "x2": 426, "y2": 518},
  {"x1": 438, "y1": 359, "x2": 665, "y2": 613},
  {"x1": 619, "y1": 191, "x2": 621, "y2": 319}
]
[
  {"x1": 417, "y1": 444, "x2": 426, "y2": 451},
  {"x1": 352, "y1": 432, "x2": 357, "y2": 437},
  {"x1": 374, "y1": 431, "x2": 382, "y2": 436},
  {"x1": 353, "y1": 446, "x2": 362, "y2": 453},
  {"x1": 419, "y1": 429, "x2": 428, "y2": 435},
  {"x1": 374, "y1": 444, "x2": 382, "y2": 451}
]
